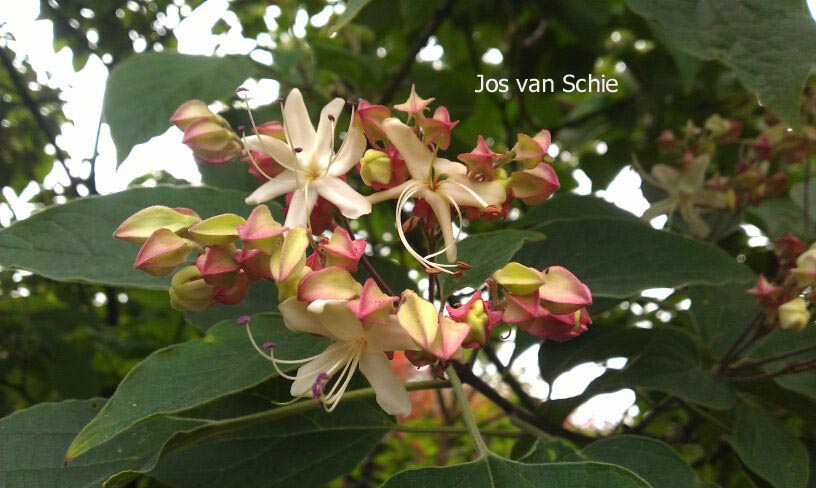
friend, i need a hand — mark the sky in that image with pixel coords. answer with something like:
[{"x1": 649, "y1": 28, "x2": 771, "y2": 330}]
[{"x1": 2, "y1": 0, "x2": 814, "y2": 431}]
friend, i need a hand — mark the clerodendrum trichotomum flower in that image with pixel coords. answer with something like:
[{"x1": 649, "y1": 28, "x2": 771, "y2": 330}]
[{"x1": 242, "y1": 88, "x2": 371, "y2": 228}]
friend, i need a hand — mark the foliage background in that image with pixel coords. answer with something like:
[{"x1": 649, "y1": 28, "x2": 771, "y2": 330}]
[{"x1": 0, "y1": 0, "x2": 815, "y2": 486}]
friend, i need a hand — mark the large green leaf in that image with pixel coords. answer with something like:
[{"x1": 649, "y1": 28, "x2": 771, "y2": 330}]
[
  {"x1": 516, "y1": 195, "x2": 638, "y2": 228},
  {"x1": 625, "y1": 0, "x2": 816, "y2": 129},
  {"x1": 185, "y1": 279, "x2": 279, "y2": 332},
  {"x1": 617, "y1": 328, "x2": 736, "y2": 409},
  {"x1": 517, "y1": 217, "x2": 753, "y2": 299},
  {"x1": 747, "y1": 327, "x2": 816, "y2": 401},
  {"x1": 0, "y1": 399, "x2": 203, "y2": 487},
  {"x1": 0, "y1": 185, "x2": 274, "y2": 289},
  {"x1": 104, "y1": 52, "x2": 255, "y2": 164},
  {"x1": 383, "y1": 455, "x2": 649, "y2": 487},
  {"x1": 748, "y1": 197, "x2": 814, "y2": 240},
  {"x1": 728, "y1": 399, "x2": 809, "y2": 488},
  {"x1": 151, "y1": 399, "x2": 393, "y2": 488},
  {"x1": 688, "y1": 282, "x2": 757, "y2": 358},
  {"x1": 440, "y1": 230, "x2": 545, "y2": 291},
  {"x1": 66, "y1": 314, "x2": 327, "y2": 461},
  {"x1": 580, "y1": 435, "x2": 697, "y2": 488},
  {"x1": 517, "y1": 438, "x2": 581, "y2": 464},
  {"x1": 330, "y1": 0, "x2": 373, "y2": 34}
]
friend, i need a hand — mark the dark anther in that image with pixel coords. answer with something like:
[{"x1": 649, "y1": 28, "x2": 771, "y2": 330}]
[
  {"x1": 294, "y1": 147, "x2": 303, "y2": 153},
  {"x1": 328, "y1": 114, "x2": 335, "y2": 122}
]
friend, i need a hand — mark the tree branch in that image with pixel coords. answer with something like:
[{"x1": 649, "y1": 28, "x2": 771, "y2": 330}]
[{"x1": 483, "y1": 344, "x2": 537, "y2": 411}]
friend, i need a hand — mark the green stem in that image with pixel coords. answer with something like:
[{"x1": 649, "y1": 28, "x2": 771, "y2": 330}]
[
  {"x1": 394, "y1": 425, "x2": 523, "y2": 437},
  {"x1": 446, "y1": 365, "x2": 490, "y2": 457}
]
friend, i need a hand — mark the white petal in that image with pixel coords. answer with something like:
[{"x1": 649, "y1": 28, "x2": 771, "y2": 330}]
[
  {"x1": 439, "y1": 174, "x2": 506, "y2": 208},
  {"x1": 283, "y1": 188, "x2": 318, "y2": 229},
  {"x1": 433, "y1": 158, "x2": 467, "y2": 176},
  {"x1": 279, "y1": 297, "x2": 334, "y2": 338},
  {"x1": 382, "y1": 118, "x2": 433, "y2": 181},
  {"x1": 424, "y1": 191, "x2": 457, "y2": 262},
  {"x1": 307, "y1": 298, "x2": 347, "y2": 314},
  {"x1": 290, "y1": 342, "x2": 351, "y2": 397},
  {"x1": 313, "y1": 176, "x2": 372, "y2": 219},
  {"x1": 358, "y1": 349, "x2": 411, "y2": 416},
  {"x1": 284, "y1": 88, "x2": 315, "y2": 151},
  {"x1": 328, "y1": 122, "x2": 367, "y2": 177},
  {"x1": 366, "y1": 316, "x2": 419, "y2": 352},
  {"x1": 368, "y1": 181, "x2": 413, "y2": 205},
  {"x1": 245, "y1": 171, "x2": 298, "y2": 205},
  {"x1": 316, "y1": 301, "x2": 366, "y2": 342},
  {"x1": 243, "y1": 135, "x2": 297, "y2": 169},
  {"x1": 309, "y1": 98, "x2": 345, "y2": 171}
]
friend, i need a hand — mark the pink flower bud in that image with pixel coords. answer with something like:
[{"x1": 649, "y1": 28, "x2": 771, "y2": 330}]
[
  {"x1": 134, "y1": 228, "x2": 195, "y2": 276},
  {"x1": 513, "y1": 130, "x2": 551, "y2": 167},
  {"x1": 446, "y1": 295, "x2": 502, "y2": 348},
  {"x1": 322, "y1": 226, "x2": 366, "y2": 272},
  {"x1": 397, "y1": 291, "x2": 469, "y2": 360},
  {"x1": 774, "y1": 232, "x2": 806, "y2": 266},
  {"x1": 169, "y1": 265, "x2": 214, "y2": 311},
  {"x1": 509, "y1": 162, "x2": 560, "y2": 205},
  {"x1": 213, "y1": 271, "x2": 251, "y2": 305},
  {"x1": 746, "y1": 275, "x2": 783, "y2": 301},
  {"x1": 355, "y1": 99, "x2": 391, "y2": 142},
  {"x1": 182, "y1": 118, "x2": 241, "y2": 164},
  {"x1": 255, "y1": 120, "x2": 286, "y2": 140},
  {"x1": 347, "y1": 278, "x2": 398, "y2": 327},
  {"x1": 393, "y1": 84, "x2": 434, "y2": 115},
  {"x1": 187, "y1": 213, "x2": 246, "y2": 246},
  {"x1": 195, "y1": 245, "x2": 241, "y2": 288},
  {"x1": 537, "y1": 266, "x2": 593, "y2": 315},
  {"x1": 297, "y1": 266, "x2": 362, "y2": 303},
  {"x1": 458, "y1": 135, "x2": 501, "y2": 178},
  {"x1": 419, "y1": 106, "x2": 459, "y2": 150},
  {"x1": 171, "y1": 99, "x2": 215, "y2": 130},
  {"x1": 114, "y1": 206, "x2": 201, "y2": 243},
  {"x1": 236, "y1": 205, "x2": 287, "y2": 254},
  {"x1": 520, "y1": 308, "x2": 591, "y2": 342}
]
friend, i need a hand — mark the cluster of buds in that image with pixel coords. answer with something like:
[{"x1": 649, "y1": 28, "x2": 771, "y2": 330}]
[
  {"x1": 747, "y1": 233, "x2": 813, "y2": 331},
  {"x1": 171, "y1": 100, "x2": 242, "y2": 163}
]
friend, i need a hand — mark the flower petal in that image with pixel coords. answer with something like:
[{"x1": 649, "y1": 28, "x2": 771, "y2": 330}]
[
  {"x1": 366, "y1": 316, "x2": 418, "y2": 352},
  {"x1": 290, "y1": 342, "x2": 351, "y2": 397},
  {"x1": 313, "y1": 175, "x2": 372, "y2": 219},
  {"x1": 316, "y1": 301, "x2": 366, "y2": 342},
  {"x1": 309, "y1": 98, "x2": 345, "y2": 171},
  {"x1": 328, "y1": 121, "x2": 367, "y2": 177},
  {"x1": 245, "y1": 171, "x2": 299, "y2": 206},
  {"x1": 439, "y1": 174, "x2": 506, "y2": 208},
  {"x1": 382, "y1": 118, "x2": 433, "y2": 180},
  {"x1": 538, "y1": 266, "x2": 592, "y2": 314},
  {"x1": 396, "y1": 290, "x2": 439, "y2": 349},
  {"x1": 423, "y1": 191, "x2": 457, "y2": 262},
  {"x1": 283, "y1": 88, "x2": 315, "y2": 152},
  {"x1": 358, "y1": 349, "x2": 411, "y2": 416},
  {"x1": 279, "y1": 297, "x2": 334, "y2": 338},
  {"x1": 283, "y1": 188, "x2": 319, "y2": 229},
  {"x1": 368, "y1": 180, "x2": 413, "y2": 205},
  {"x1": 243, "y1": 135, "x2": 297, "y2": 169}
]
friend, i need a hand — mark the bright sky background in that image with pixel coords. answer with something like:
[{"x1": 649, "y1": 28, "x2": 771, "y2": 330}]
[{"x1": 2, "y1": 0, "x2": 815, "y2": 431}]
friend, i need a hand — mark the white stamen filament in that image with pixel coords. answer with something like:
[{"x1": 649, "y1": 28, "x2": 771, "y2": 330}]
[
  {"x1": 323, "y1": 342, "x2": 363, "y2": 412},
  {"x1": 240, "y1": 93, "x2": 298, "y2": 174},
  {"x1": 246, "y1": 323, "x2": 331, "y2": 380},
  {"x1": 447, "y1": 179, "x2": 489, "y2": 208},
  {"x1": 395, "y1": 182, "x2": 459, "y2": 274}
]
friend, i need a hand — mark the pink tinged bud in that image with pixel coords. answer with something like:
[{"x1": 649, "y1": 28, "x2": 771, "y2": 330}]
[
  {"x1": 359, "y1": 149, "x2": 393, "y2": 186},
  {"x1": 393, "y1": 84, "x2": 434, "y2": 115},
  {"x1": 419, "y1": 106, "x2": 459, "y2": 150},
  {"x1": 134, "y1": 229, "x2": 195, "y2": 276},
  {"x1": 276, "y1": 265, "x2": 312, "y2": 302},
  {"x1": 521, "y1": 308, "x2": 591, "y2": 342},
  {"x1": 446, "y1": 295, "x2": 502, "y2": 348},
  {"x1": 182, "y1": 118, "x2": 241, "y2": 164},
  {"x1": 255, "y1": 120, "x2": 286, "y2": 141},
  {"x1": 493, "y1": 262, "x2": 545, "y2": 296},
  {"x1": 322, "y1": 226, "x2": 366, "y2": 272},
  {"x1": 502, "y1": 292, "x2": 541, "y2": 324},
  {"x1": 355, "y1": 99, "x2": 391, "y2": 142},
  {"x1": 237, "y1": 205, "x2": 287, "y2": 254},
  {"x1": 196, "y1": 245, "x2": 241, "y2": 288},
  {"x1": 746, "y1": 275, "x2": 783, "y2": 300},
  {"x1": 269, "y1": 227, "x2": 309, "y2": 282},
  {"x1": 348, "y1": 278, "x2": 398, "y2": 326},
  {"x1": 537, "y1": 266, "x2": 593, "y2": 315},
  {"x1": 245, "y1": 151, "x2": 286, "y2": 182},
  {"x1": 396, "y1": 291, "x2": 468, "y2": 360},
  {"x1": 458, "y1": 135, "x2": 501, "y2": 177},
  {"x1": 793, "y1": 248, "x2": 816, "y2": 287},
  {"x1": 778, "y1": 298, "x2": 810, "y2": 332},
  {"x1": 171, "y1": 99, "x2": 215, "y2": 130},
  {"x1": 404, "y1": 349, "x2": 438, "y2": 368},
  {"x1": 434, "y1": 317, "x2": 471, "y2": 360},
  {"x1": 513, "y1": 130, "x2": 551, "y2": 167},
  {"x1": 187, "y1": 213, "x2": 246, "y2": 245},
  {"x1": 509, "y1": 162, "x2": 560, "y2": 205},
  {"x1": 213, "y1": 271, "x2": 251, "y2": 305},
  {"x1": 774, "y1": 232, "x2": 806, "y2": 264},
  {"x1": 114, "y1": 206, "x2": 201, "y2": 243},
  {"x1": 169, "y1": 265, "x2": 214, "y2": 311},
  {"x1": 238, "y1": 248, "x2": 273, "y2": 280},
  {"x1": 297, "y1": 266, "x2": 363, "y2": 303}
]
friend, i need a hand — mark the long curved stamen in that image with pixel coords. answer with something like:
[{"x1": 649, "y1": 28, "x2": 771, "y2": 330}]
[
  {"x1": 242, "y1": 137, "x2": 282, "y2": 181},
  {"x1": 239, "y1": 92, "x2": 298, "y2": 173},
  {"x1": 446, "y1": 180, "x2": 490, "y2": 208},
  {"x1": 424, "y1": 194, "x2": 465, "y2": 262},
  {"x1": 395, "y1": 183, "x2": 459, "y2": 275},
  {"x1": 245, "y1": 323, "x2": 333, "y2": 380},
  {"x1": 323, "y1": 344, "x2": 363, "y2": 412}
]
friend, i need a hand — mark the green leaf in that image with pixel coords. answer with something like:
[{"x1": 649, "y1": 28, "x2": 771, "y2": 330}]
[
  {"x1": 688, "y1": 282, "x2": 756, "y2": 358},
  {"x1": 625, "y1": 0, "x2": 816, "y2": 129},
  {"x1": 150, "y1": 399, "x2": 393, "y2": 488},
  {"x1": 66, "y1": 314, "x2": 328, "y2": 461},
  {"x1": 618, "y1": 328, "x2": 736, "y2": 409},
  {"x1": 517, "y1": 438, "x2": 581, "y2": 464},
  {"x1": 439, "y1": 230, "x2": 545, "y2": 291},
  {"x1": 516, "y1": 195, "x2": 638, "y2": 228},
  {"x1": 0, "y1": 185, "x2": 276, "y2": 289},
  {"x1": 329, "y1": 0, "x2": 373, "y2": 34},
  {"x1": 383, "y1": 455, "x2": 649, "y2": 487},
  {"x1": 104, "y1": 52, "x2": 254, "y2": 164},
  {"x1": 0, "y1": 399, "x2": 203, "y2": 487},
  {"x1": 185, "y1": 279, "x2": 279, "y2": 332},
  {"x1": 748, "y1": 197, "x2": 813, "y2": 240},
  {"x1": 728, "y1": 398, "x2": 809, "y2": 488},
  {"x1": 580, "y1": 435, "x2": 697, "y2": 488},
  {"x1": 354, "y1": 255, "x2": 418, "y2": 293},
  {"x1": 517, "y1": 217, "x2": 754, "y2": 299},
  {"x1": 747, "y1": 327, "x2": 816, "y2": 400}
]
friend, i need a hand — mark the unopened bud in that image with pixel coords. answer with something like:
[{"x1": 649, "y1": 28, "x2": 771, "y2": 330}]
[
  {"x1": 182, "y1": 118, "x2": 241, "y2": 164},
  {"x1": 779, "y1": 297, "x2": 810, "y2": 332},
  {"x1": 134, "y1": 229, "x2": 195, "y2": 276},
  {"x1": 509, "y1": 162, "x2": 560, "y2": 205},
  {"x1": 169, "y1": 265, "x2": 214, "y2": 311},
  {"x1": 187, "y1": 213, "x2": 246, "y2": 245},
  {"x1": 114, "y1": 206, "x2": 201, "y2": 243},
  {"x1": 171, "y1": 100, "x2": 216, "y2": 130},
  {"x1": 359, "y1": 149, "x2": 393, "y2": 186}
]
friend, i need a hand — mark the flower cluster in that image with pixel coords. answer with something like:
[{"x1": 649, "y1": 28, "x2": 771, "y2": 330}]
[
  {"x1": 747, "y1": 233, "x2": 814, "y2": 331},
  {"x1": 114, "y1": 86, "x2": 593, "y2": 416}
]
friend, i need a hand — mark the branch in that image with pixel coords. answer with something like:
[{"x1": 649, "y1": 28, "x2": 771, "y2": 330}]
[
  {"x1": 377, "y1": 0, "x2": 455, "y2": 105},
  {"x1": 729, "y1": 358, "x2": 816, "y2": 383},
  {"x1": 483, "y1": 344, "x2": 537, "y2": 411},
  {"x1": 730, "y1": 343, "x2": 816, "y2": 372}
]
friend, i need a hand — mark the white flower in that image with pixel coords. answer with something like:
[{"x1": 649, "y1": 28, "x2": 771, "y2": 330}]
[
  {"x1": 368, "y1": 118, "x2": 505, "y2": 273},
  {"x1": 247, "y1": 297, "x2": 417, "y2": 416},
  {"x1": 243, "y1": 89, "x2": 371, "y2": 228}
]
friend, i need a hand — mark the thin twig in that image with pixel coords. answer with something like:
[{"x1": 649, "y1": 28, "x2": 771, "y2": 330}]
[
  {"x1": 729, "y1": 358, "x2": 816, "y2": 383},
  {"x1": 483, "y1": 344, "x2": 537, "y2": 411},
  {"x1": 730, "y1": 343, "x2": 816, "y2": 371},
  {"x1": 717, "y1": 313, "x2": 763, "y2": 371},
  {"x1": 394, "y1": 424, "x2": 523, "y2": 437}
]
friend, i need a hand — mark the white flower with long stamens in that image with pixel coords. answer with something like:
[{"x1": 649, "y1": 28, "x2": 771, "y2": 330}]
[
  {"x1": 246, "y1": 297, "x2": 417, "y2": 415},
  {"x1": 368, "y1": 118, "x2": 505, "y2": 273},
  {"x1": 242, "y1": 89, "x2": 371, "y2": 228}
]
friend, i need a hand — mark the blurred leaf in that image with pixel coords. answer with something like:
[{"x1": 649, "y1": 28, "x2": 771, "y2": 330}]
[
  {"x1": 104, "y1": 52, "x2": 255, "y2": 164},
  {"x1": 728, "y1": 398, "x2": 809, "y2": 488},
  {"x1": 517, "y1": 438, "x2": 581, "y2": 464},
  {"x1": 439, "y1": 230, "x2": 544, "y2": 291},
  {"x1": 383, "y1": 454, "x2": 649, "y2": 487},
  {"x1": 688, "y1": 282, "x2": 756, "y2": 358},
  {"x1": 748, "y1": 197, "x2": 813, "y2": 239},
  {"x1": 0, "y1": 398, "x2": 203, "y2": 487},
  {"x1": 150, "y1": 399, "x2": 393, "y2": 488},
  {"x1": 626, "y1": 0, "x2": 816, "y2": 129},
  {"x1": 0, "y1": 186, "x2": 277, "y2": 289},
  {"x1": 330, "y1": 0, "x2": 373, "y2": 34},
  {"x1": 579, "y1": 435, "x2": 697, "y2": 488},
  {"x1": 747, "y1": 327, "x2": 816, "y2": 401},
  {"x1": 66, "y1": 314, "x2": 328, "y2": 461}
]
